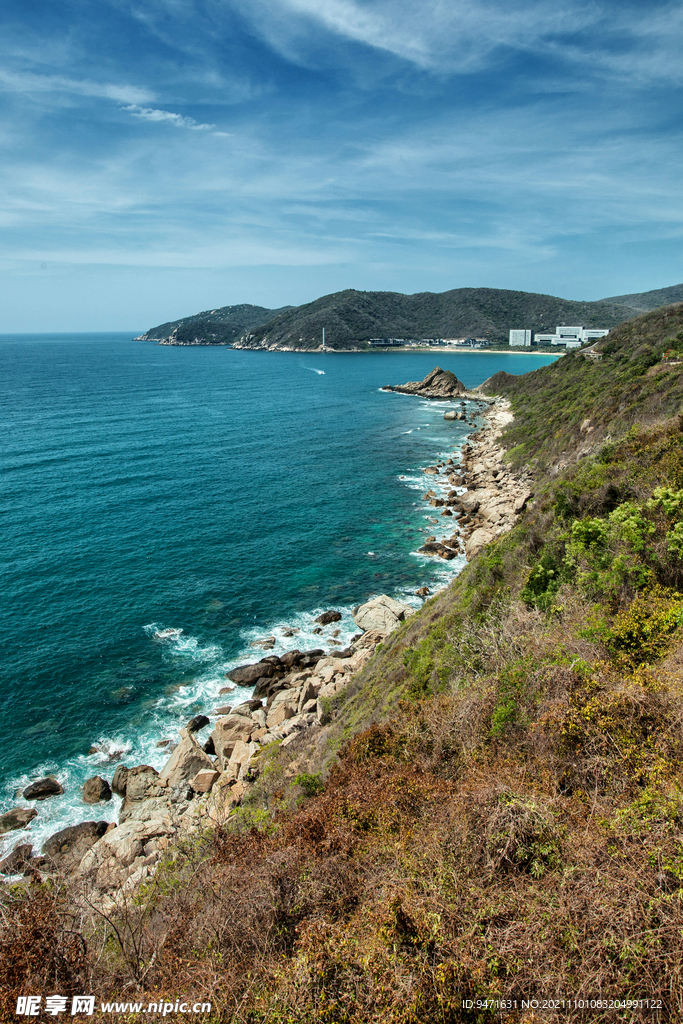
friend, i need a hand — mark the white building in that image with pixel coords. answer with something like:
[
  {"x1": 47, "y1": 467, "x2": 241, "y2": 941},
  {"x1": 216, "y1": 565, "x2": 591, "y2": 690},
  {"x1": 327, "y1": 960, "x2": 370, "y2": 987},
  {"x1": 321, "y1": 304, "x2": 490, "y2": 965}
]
[
  {"x1": 509, "y1": 329, "x2": 532, "y2": 347},
  {"x1": 534, "y1": 325, "x2": 610, "y2": 347}
]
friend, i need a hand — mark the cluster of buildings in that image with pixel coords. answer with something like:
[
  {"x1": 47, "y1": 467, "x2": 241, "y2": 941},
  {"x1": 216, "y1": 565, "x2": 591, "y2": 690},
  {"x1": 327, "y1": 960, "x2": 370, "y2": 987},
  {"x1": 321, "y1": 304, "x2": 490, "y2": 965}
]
[
  {"x1": 368, "y1": 337, "x2": 486, "y2": 348},
  {"x1": 509, "y1": 326, "x2": 610, "y2": 349}
]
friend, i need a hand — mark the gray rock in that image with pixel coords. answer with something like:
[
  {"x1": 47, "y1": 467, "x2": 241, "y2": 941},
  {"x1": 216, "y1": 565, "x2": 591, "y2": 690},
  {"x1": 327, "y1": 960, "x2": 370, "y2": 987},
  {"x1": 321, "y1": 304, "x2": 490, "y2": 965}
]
[
  {"x1": 82, "y1": 776, "x2": 112, "y2": 804},
  {"x1": 231, "y1": 699, "x2": 263, "y2": 715},
  {"x1": 23, "y1": 777, "x2": 64, "y2": 801},
  {"x1": 465, "y1": 527, "x2": 496, "y2": 560},
  {"x1": 0, "y1": 807, "x2": 38, "y2": 835},
  {"x1": 352, "y1": 594, "x2": 415, "y2": 634},
  {"x1": 280, "y1": 649, "x2": 303, "y2": 668},
  {"x1": 79, "y1": 818, "x2": 176, "y2": 891},
  {"x1": 315, "y1": 610, "x2": 342, "y2": 625},
  {"x1": 118, "y1": 766, "x2": 165, "y2": 822},
  {"x1": 382, "y1": 367, "x2": 466, "y2": 399},
  {"x1": 42, "y1": 820, "x2": 109, "y2": 873},
  {"x1": 186, "y1": 714, "x2": 210, "y2": 733},
  {"x1": 514, "y1": 489, "x2": 533, "y2": 513},
  {"x1": 159, "y1": 730, "x2": 214, "y2": 788},
  {"x1": 111, "y1": 765, "x2": 129, "y2": 797},
  {"x1": 210, "y1": 714, "x2": 255, "y2": 768},
  {"x1": 0, "y1": 843, "x2": 34, "y2": 875},
  {"x1": 227, "y1": 661, "x2": 275, "y2": 685}
]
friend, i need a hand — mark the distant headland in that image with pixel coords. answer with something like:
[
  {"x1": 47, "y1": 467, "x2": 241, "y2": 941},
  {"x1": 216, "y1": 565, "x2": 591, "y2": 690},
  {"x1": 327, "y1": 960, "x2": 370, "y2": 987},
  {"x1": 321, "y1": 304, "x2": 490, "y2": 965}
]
[{"x1": 135, "y1": 282, "x2": 683, "y2": 351}]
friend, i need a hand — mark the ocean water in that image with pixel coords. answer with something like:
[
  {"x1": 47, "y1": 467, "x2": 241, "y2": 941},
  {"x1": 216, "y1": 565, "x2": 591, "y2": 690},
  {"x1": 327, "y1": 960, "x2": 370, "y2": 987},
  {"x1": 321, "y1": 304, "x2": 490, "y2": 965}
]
[{"x1": 0, "y1": 335, "x2": 558, "y2": 853}]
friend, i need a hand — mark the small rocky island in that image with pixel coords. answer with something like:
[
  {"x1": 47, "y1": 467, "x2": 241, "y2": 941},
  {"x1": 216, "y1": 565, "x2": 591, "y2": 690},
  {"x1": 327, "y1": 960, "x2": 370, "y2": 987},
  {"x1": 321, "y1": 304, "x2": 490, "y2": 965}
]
[{"x1": 381, "y1": 366, "x2": 467, "y2": 398}]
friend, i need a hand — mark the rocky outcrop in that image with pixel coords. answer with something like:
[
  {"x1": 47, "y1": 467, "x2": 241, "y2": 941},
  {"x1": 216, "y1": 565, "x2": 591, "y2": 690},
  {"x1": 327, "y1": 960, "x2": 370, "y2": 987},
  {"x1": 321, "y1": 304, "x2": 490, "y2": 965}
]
[
  {"x1": 159, "y1": 729, "x2": 215, "y2": 788},
  {"x1": 352, "y1": 595, "x2": 414, "y2": 633},
  {"x1": 80, "y1": 817, "x2": 177, "y2": 894},
  {"x1": 30, "y1": 623, "x2": 390, "y2": 901},
  {"x1": 42, "y1": 821, "x2": 109, "y2": 874},
  {"x1": 186, "y1": 714, "x2": 210, "y2": 733},
  {"x1": 382, "y1": 366, "x2": 466, "y2": 399}
]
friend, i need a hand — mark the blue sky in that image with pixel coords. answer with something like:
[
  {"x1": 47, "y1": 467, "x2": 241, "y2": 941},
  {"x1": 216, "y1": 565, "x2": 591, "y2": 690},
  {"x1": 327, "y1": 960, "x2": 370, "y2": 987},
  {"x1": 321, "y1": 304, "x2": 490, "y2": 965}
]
[{"x1": 1, "y1": 0, "x2": 682, "y2": 330}]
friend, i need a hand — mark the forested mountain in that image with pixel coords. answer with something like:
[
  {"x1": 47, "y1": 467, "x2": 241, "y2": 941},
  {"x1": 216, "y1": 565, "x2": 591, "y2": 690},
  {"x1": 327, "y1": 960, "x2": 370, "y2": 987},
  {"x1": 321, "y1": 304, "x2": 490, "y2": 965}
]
[
  {"x1": 137, "y1": 283, "x2": 683, "y2": 350},
  {"x1": 605, "y1": 282, "x2": 683, "y2": 312},
  {"x1": 135, "y1": 302, "x2": 293, "y2": 346}
]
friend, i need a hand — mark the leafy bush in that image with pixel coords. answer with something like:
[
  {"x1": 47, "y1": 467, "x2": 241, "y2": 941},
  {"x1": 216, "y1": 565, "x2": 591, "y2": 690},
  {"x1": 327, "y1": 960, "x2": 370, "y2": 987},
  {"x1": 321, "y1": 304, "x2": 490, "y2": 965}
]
[{"x1": 605, "y1": 587, "x2": 683, "y2": 666}]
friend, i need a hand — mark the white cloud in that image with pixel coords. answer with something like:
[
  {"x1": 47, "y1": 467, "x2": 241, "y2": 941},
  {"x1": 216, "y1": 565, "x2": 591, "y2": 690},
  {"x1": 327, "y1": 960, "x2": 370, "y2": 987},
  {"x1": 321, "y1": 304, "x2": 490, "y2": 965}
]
[
  {"x1": 122, "y1": 104, "x2": 216, "y2": 130},
  {"x1": 233, "y1": 0, "x2": 600, "y2": 71},
  {"x1": 232, "y1": 0, "x2": 683, "y2": 86},
  {"x1": 0, "y1": 69, "x2": 154, "y2": 105}
]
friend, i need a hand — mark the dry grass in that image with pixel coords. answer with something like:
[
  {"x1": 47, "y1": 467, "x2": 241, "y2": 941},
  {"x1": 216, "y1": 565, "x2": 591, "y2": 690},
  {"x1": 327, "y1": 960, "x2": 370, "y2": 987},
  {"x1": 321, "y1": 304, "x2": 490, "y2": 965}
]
[{"x1": 4, "y1": 589, "x2": 683, "y2": 1022}]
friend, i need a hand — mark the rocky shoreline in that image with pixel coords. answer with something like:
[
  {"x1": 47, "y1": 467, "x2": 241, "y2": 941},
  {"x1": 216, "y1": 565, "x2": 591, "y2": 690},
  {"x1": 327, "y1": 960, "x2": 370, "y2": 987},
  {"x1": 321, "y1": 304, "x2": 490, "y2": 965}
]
[
  {"x1": 415, "y1": 395, "x2": 533, "y2": 562},
  {"x1": 0, "y1": 371, "x2": 531, "y2": 903}
]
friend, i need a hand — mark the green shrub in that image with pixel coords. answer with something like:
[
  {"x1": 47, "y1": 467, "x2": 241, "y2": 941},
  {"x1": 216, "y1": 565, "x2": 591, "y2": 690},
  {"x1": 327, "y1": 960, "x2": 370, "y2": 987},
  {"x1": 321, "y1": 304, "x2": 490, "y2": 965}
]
[
  {"x1": 295, "y1": 772, "x2": 324, "y2": 798},
  {"x1": 605, "y1": 587, "x2": 683, "y2": 666}
]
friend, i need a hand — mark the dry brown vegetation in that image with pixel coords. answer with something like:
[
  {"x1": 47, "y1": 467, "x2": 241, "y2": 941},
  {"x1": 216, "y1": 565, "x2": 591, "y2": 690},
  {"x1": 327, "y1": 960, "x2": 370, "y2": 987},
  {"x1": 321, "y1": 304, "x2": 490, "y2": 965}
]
[{"x1": 5, "y1": 589, "x2": 683, "y2": 1022}]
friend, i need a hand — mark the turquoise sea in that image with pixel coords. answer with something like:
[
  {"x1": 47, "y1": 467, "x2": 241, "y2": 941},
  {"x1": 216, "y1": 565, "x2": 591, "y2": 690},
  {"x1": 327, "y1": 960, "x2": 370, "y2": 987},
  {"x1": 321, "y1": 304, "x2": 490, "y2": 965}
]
[{"x1": 0, "y1": 335, "x2": 558, "y2": 852}]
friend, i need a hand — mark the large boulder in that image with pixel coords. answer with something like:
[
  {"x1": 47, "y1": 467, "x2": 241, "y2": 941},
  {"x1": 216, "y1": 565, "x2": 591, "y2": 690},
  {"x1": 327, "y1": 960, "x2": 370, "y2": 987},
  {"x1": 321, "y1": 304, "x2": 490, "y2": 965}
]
[
  {"x1": 118, "y1": 765, "x2": 170, "y2": 824},
  {"x1": 79, "y1": 818, "x2": 176, "y2": 891},
  {"x1": 280, "y1": 649, "x2": 303, "y2": 668},
  {"x1": 0, "y1": 843, "x2": 35, "y2": 875},
  {"x1": 227, "y1": 661, "x2": 275, "y2": 685},
  {"x1": 0, "y1": 807, "x2": 37, "y2": 835},
  {"x1": 111, "y1": 765, "x2": 129, "y2": 797},
  {"x1": 23, "y1": 777, "x2": 64, "y2": 801},
  {"x1": 315, "y1": 610, "x2": 342, "y2": 625},
  {"x1": 159, "y1": 729, "x2": 215, "y2": 788},
  {"x1": 211, "y1": 714, "x2": 255, "y2": 768},
  {"x1": 465, "y1": 527, "x2": 496, "y2": 560},
  {"x1": 82, "y1": 776, "x2": 112, "y2": 804},
  {"x1": 418, "y1": 541, "x2": 457, "y2": 560},
  {"x1": 186, "y1": 714, "x2": 210, "y2": 733},
  {"x1": 159, "y1": 729, "x2": 215, "y2": 782},
  {"x1": 42, "y1": 820, "x2": 109, "y2": 874},
  {"x1": 190, "y1": 769, "x2": 220, "y2": 794},
  {"x1": 352, "y1": 595, "x2": 414, "y2": 634}
]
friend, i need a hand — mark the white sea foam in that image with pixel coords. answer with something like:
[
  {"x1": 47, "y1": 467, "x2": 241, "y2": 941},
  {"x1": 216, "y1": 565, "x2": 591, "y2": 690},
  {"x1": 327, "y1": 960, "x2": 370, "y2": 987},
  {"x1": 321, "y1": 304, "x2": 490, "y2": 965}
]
[
  {"x1": 1, "y1": 390, "x2": 477, "y2": 862},
  {"x1": 305, "y1": 367, "x2": 325, "y2": 375}
]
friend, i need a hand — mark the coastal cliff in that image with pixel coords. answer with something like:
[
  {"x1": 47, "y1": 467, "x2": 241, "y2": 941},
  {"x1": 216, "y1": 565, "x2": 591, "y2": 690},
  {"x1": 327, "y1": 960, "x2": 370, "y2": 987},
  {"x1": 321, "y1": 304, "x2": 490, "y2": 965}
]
[{"x1": 6, "y1": 303, "x2": 683, "y2": 1019}]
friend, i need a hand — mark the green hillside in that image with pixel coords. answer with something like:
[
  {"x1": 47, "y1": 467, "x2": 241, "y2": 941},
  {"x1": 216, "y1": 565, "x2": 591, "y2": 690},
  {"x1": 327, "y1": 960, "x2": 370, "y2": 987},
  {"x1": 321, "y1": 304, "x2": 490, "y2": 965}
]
[
  {"x1": 482, "y1": 302, "x2": 683, "y2": 469},
  {"x1": 137, "y1": 283, "x2": 683, "y2": 351},
  {"x1": 135, "y1": 302, "x2": 293, "y2": 345},
  {"x1": 605, "y1": 282, "x2": 683, "y2": 312},
  {"x1": 235, "y1": 286, "x2": 643, "y2": 350}
]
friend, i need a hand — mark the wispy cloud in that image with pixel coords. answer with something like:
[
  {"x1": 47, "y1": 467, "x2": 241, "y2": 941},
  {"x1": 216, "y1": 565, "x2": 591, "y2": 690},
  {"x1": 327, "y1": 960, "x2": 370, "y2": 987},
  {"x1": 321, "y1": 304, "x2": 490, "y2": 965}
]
[
  {"x1": 122, "y1": 104, "x2": 216, "y2": 130},
  {"x1": 0, "y1": 69, "x2": 153, "y2": 105},
  {"x1": 233, "y1": 0, "x2": 599, "y2": 72},
  {"x1": 233, "y1": 0, "x2": 683, "y2": 86}
]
